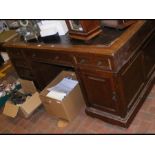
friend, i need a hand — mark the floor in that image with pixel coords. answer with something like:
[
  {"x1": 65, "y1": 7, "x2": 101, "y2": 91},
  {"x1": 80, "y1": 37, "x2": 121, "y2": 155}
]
[{"x1": 0, "y1": 62, "x2": 155, "y2": 134}]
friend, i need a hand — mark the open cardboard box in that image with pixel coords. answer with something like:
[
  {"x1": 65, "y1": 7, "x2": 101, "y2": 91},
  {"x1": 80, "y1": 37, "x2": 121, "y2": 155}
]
[
  {"x1": 3, "y1": 79, "x2": 42, "y2": 118},
  {"x1": 40, "y1": 71, "x2": 85, "y2": 122}
]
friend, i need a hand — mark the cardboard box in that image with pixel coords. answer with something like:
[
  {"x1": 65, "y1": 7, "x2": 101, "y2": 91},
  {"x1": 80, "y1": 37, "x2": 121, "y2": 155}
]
[
  {"x1": 3, "y1": 79, "x2": 42, "y2": 118},
  {"x1": 40, "y1": 71, "x2": 85, "y2": 122},
  {"x1": 18, "y1": 79, "x2": 37, "y2": 94}
]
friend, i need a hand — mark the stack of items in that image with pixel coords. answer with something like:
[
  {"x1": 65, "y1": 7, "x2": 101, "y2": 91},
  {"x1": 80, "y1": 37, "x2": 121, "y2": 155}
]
[
  {"x1": 0, "y1": 20, "x2": 9, "y2": 33},
  {"x1": 9, "y1": 91, "x2": 32, "y2": 105},
  {"x1": 47, "y1": 77, "x2": 78, "y2": 101},
  {"x1": 37, "y1": 20, "x2": 68, "y2": 42},
  {"x1": 0, "y1": 80, "x2": 21, "y2": 107}
]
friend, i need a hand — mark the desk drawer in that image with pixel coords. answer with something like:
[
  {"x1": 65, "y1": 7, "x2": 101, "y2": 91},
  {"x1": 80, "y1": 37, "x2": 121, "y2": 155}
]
[
  {"x1": 8, "y1": 48, "x2": 24, "y2": 58},
  {"x1": 11, "y1": 58, "x2": 30, "y2": 69},
  {"x1": 94, "y1": 56, "x2": 112, "y2": 70},
  {"x1": 76, "y1": 56, "x2": 93, "y2": 65},
  {"x1": 28, "y1": 50, "x2": 74, "y2": 66},
  {"x1": 76, "y1": 55, "x2": 112, "y2": 71}
]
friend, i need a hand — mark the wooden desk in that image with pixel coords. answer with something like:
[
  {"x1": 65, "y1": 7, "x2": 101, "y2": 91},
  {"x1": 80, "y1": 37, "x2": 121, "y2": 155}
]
[{"x1": 3, "y1": 20, "x2": 155, "y2": 127}]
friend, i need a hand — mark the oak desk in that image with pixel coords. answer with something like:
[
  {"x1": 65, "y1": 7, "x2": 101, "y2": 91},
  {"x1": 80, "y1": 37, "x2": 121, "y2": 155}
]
[{"x1": 3, "y1": 20, "x2": 155, "y2": 127}]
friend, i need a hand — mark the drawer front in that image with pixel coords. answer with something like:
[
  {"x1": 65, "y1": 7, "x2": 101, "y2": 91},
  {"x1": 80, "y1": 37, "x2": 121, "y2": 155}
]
[
  {"x1": 27, "y1": 50, "x2": 74, "y2": 66},
  {"x1": 11, "y1": 58, "x2": 29, "y2": 69},
  {"x1": 8, "y1": 48, "x2": 24, "y2": 58},
  {"x1": 75, "y1": 55, "x2": 112, "y2": 71},
  {"x1": 93, "y1": 56, "x2": 112, "y2": 70},
  {"x1": 76, "y1": 55, "x2": 93, "y2": 65}
]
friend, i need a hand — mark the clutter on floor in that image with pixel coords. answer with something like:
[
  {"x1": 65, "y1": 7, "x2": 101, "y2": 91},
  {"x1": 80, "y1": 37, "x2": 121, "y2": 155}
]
[
  {"x1": 0, "y1": 79, "x2": 21, "y2": 107},
  {"x1": 0, "y1": 66, "x2": 84, "y2": 128},
  {"x1": 0, "y1": 62, "x2": 84, "y2": 128},
  {"x1": 3, "y1": 79, "x2": 42, "y2": 118}
]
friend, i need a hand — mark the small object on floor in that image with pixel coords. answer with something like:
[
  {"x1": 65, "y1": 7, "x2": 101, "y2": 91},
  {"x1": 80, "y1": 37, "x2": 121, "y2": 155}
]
[
  {"x1": 3, "y1": 101, "x2": 19, "y2": 118},
  {"x1": 10, "y1": 91, "x2": 32, "y2": 105},
  {"x1": 10, "y1": 91, "x2": 26, "y2": 104},
  {"x1": 57, "y1": 119, "x2": 69, "y2": 128},
  {"x1": 0, "y1": 63, "x2": 12, "y2": 79}
]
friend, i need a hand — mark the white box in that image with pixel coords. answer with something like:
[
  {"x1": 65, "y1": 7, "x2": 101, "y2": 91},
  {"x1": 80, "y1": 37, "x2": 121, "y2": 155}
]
[{"x1": 38, "y1": 20, "x2": 68, "y2": 36}]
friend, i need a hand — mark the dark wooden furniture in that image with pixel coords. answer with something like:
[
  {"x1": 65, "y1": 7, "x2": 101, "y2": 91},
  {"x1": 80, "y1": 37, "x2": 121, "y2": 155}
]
[
  {"x1": 3, "y1": 20, "x2": 155, "y2": 128},
  {"x1": 102, "y1": 20, "x2": 136, "y2": 29},
  {"x1": 66, "y1": 20, "x2": 102, "y2": 41}
]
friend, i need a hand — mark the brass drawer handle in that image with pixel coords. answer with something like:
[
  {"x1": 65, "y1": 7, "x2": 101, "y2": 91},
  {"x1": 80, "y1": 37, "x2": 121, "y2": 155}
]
[
  {"x1": 97, "y1": 60, "x2": 103, "y2": 66},
  {"x1": 80, "y1": 59, "x2": 86, "y2": 64},
  {"x1": 73, "y1": 56, "x2": 77, "y2": 64}
]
